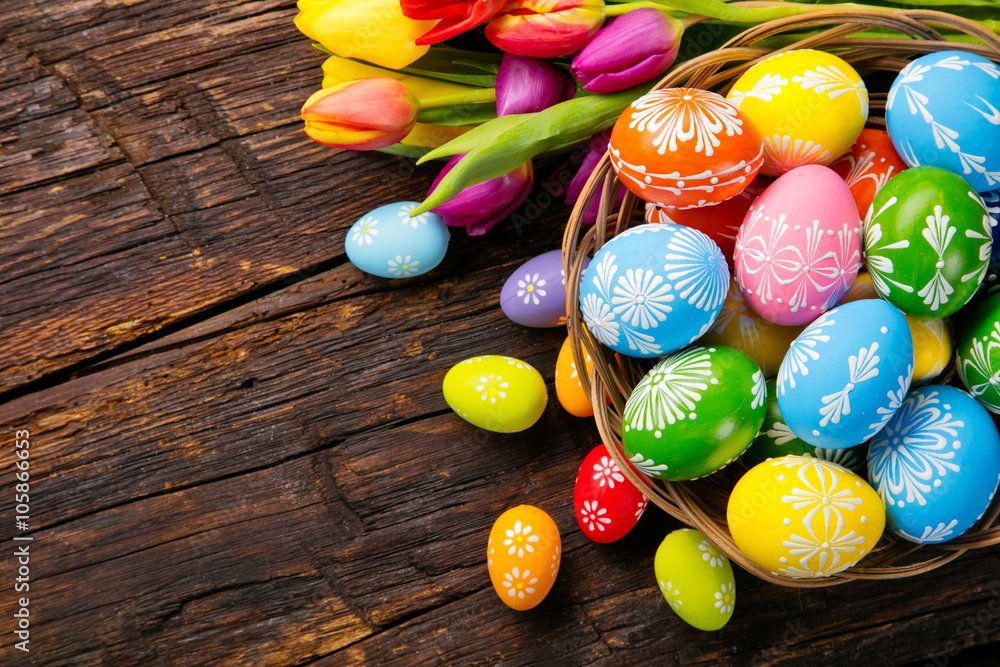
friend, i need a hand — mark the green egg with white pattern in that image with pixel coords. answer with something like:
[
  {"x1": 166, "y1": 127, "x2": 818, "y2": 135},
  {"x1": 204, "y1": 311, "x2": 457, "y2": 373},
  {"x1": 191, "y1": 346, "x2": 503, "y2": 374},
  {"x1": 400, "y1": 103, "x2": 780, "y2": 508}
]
[
  {"x1": 740, "y1": 378, "x2": 868, "y2": 473},
  {"x1": 621, "y1": 345, "x2": 766, "y2": 481},
  {"x1": 654, "y1": 528, "x2": 735, "y2": 631},
  {"x1": 864, "y1": 166, "x2": 992, "y2": 319}
]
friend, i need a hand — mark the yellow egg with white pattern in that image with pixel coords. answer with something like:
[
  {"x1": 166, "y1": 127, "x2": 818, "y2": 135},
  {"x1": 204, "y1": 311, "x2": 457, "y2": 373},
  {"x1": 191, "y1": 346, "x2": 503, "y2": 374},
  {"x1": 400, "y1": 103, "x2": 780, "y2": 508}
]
[
  {"x1": 727, "y1": 455, "x2": 885, "y2": 579},
  {"x1": 698, "y1": 278, "x2": 804, "y2": 378},
  {"x1": 727, "y1": 50, "x2": 868, "y2": 176}
]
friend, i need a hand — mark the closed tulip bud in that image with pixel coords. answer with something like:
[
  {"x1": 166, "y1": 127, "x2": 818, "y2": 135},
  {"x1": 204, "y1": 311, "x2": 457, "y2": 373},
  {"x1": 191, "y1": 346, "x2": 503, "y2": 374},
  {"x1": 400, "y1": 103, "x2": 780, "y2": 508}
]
[
  {"x1": 294, "y1": 0, "x2": 434, "y2": 70},
  {"x1": 430, "y1": 155, "x2": 534, "y2": 235},
  {"x1": 401, "y1": 0, "x2": 506, "y2": 45},
  {"x1": 571, "y1": 8, "x2": 683, "y2": 94},
  {"x1": 301, "y1": 79, "x2": 420, "y2": 150},
  {"x1": 486, "y1": 0, "x2": 606, "y2": 59},
  {"x1": 496, "y1": 54, "x2": 577, "y2": 116}
]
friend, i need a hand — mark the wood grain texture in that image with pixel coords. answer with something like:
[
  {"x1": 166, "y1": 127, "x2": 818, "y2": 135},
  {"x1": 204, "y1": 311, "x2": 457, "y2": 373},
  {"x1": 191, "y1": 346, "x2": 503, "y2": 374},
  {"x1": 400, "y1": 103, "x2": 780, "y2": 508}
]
[{"x1": 2, "y1": 0, "x2": 1000, "y2": 665}]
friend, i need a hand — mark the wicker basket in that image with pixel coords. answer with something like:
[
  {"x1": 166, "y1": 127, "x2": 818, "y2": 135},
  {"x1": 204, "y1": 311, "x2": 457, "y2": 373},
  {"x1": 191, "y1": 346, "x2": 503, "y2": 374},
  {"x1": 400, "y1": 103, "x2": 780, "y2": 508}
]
[{"x1": 562, "y1": 10, "x2": 1000, "y2": 587}]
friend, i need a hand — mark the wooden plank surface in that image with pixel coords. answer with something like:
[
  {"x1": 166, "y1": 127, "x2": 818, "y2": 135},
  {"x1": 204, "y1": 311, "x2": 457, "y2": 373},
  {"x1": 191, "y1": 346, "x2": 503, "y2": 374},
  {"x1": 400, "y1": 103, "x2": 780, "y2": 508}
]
[{"x1": 2, "y1": 0, "x2": 1000, "y2": 665}]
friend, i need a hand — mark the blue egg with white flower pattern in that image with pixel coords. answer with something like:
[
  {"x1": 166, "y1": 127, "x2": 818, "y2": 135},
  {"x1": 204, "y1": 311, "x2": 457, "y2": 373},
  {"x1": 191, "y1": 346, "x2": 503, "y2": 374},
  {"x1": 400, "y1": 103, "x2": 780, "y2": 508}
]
[
  {"x1": 886, "y1": 51, "x2": 1000, "y2": 193},
  {"x1": 777, "y1": 299, "x2": 914, "y2": 449},
  {"x1": 579, "y1": 223, "x2": 730, "y2": 359},
  {"x1": 868, "y1": 385, "x2": 1000, "y2": 544},
  {"x1": 344, "y1": 202, "x2": 449, "y2": 279}
]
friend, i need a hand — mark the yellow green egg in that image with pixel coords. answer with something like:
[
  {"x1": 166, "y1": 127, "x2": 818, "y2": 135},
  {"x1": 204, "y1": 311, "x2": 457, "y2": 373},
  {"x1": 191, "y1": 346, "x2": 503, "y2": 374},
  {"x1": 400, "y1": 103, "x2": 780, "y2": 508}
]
[
  {"x1": 654, "y1": 528, "x2": 736, "y2": 631},
  {"x1": 727, "y1": 49, "x2": 868, "y2": 175},
  {"x1": 728, "y1": 455, "x2": 885, "y2": 579},
  {"x1": 443, "y1": 355, "x2": 547, "y2": 432}
]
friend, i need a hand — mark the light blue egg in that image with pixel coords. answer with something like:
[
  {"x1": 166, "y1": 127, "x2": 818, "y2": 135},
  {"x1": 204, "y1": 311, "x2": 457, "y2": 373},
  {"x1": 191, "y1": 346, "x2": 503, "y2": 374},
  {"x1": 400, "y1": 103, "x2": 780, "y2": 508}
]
[
  {"x1": 868, "y1": 385, "x2": 1000, "y2": 544},
  {"x1": 578, "y1": 223, "x2": 729, "y2": 359},
  {"x1": 886, "y1": 50, "x2": 1000, "y2": 194},
  {"x1": 776, "y1": 299, "x2": 914, "y2": 449},
  {"x1": 344, "y1": 202, "x2": 449, "y2": 279}
]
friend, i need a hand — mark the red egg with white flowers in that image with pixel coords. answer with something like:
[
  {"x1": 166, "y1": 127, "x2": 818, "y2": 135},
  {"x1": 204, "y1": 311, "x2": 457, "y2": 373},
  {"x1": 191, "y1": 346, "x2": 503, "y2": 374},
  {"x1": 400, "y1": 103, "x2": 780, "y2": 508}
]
[
  {"x1": 609, "y1": 87, "x2": 764, "y2": 209},
  {"x1": 645, "y1": 175, "x2": 770, "y2": 263},
  {"x1": 829, "y1": 128, "x2": 907, "y2": 218},
  {"x1": 574, "y1": 444, "x2": 649, "y2": 543}
]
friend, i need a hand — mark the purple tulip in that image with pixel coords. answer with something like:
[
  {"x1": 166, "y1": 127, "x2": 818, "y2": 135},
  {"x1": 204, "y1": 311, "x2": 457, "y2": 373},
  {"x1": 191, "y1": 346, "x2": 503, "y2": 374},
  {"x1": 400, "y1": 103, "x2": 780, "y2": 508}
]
[
  {"x1": 496, "y1": 54, "x2": 577, "y2": 116},
  {"x1": 571, "y1": 8, "x2": 683, "y2": 94},
  {"x1": 430, "y1": 155, "x2": 534, "y2": 235},
  {"x1": 565, "y1": 130, "x2": 623, "y2": 224}
]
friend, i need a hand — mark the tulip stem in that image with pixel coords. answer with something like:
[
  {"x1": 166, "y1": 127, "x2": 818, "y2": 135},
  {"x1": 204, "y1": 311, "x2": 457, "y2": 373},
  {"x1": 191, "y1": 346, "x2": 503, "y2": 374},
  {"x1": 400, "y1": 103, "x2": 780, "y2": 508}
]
[
  {"x1": 418, "y1": 88, "x2": 497, "y2": 110},
  {"x1": 606, "y1": 0, "x2": 889, "y2": 23}
]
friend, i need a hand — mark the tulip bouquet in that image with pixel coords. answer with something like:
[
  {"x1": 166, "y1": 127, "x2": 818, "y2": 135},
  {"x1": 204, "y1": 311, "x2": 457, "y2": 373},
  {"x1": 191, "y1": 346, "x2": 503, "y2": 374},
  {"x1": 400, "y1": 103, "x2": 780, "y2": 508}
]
[{"x1": 295, "y1": 0, "x2": 1000, "y2": 235}]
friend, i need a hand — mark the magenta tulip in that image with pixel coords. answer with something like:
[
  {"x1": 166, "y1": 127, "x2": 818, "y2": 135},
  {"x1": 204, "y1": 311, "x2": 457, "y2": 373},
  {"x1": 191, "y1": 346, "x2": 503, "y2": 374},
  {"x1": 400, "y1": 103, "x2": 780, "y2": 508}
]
[
  {"x1": 430, "y1": 155, "x2": 534, "y2": 235},
  {"x1": 496, "y1": 54, "x2": 577, "y2": 116},
  {"x1": 571, "y1": 8, "x2": 683, "y2": 94}
]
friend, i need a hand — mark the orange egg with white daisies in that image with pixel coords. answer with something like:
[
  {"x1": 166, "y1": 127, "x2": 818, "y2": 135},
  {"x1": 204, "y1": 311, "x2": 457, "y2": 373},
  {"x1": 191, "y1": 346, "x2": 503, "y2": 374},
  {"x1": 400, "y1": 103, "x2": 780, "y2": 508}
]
[
  {"x1": 609, "y1": 87, "x2": 764, "y2": 209},
  {"x1": 487, "y1": 505, "x2": 561, "y2": 611}
]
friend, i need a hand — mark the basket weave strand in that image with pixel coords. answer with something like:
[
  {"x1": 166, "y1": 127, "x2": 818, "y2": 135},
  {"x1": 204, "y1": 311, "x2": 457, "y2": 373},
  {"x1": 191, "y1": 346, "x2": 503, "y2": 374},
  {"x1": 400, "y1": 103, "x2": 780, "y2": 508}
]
[{"x1": 563, "y1": 10, "x2": 1000, "y2": 587}]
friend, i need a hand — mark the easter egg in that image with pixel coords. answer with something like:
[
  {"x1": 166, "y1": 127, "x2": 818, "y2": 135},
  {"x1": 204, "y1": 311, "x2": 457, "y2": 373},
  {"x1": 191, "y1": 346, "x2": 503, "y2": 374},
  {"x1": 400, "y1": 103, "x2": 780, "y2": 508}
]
[
  {"x1": 621, "y1": 345, "x2": 766, "y2": 481},
  {"x1": 886, "y1": 50, "x2": 1000, "y2": 193},
  {"x1": 829, "y1": 128, "x2": 908, "y2": 217},
  {"x1": 741, "y1": 378, "x2": 867, "y2": 473},
  {"x1": 574, "y1": 445, "x2": 648, "y2": 543},
  {"x1": 727, "y1": 49, "x2": 868, "y2": 176},
  {"x1": 868, "y1": 385, "x2": 1000, "y2": 544},
  {"x1": 956, "y1": 292, "x2": 1000, "y2": 414},
  {"x1": 776, "y1": 299, "x2": 914, "y2": 449},
  {"x1": 501, "y1": 250, "x2": 589, "y2": 328},
  {"x1": 728, "y1": 455, "x2": 885, "y2": 578},
  {"x1": 443, "y1": 355, "x2": 547, "y2": 432},
  {"x1": 555, "y1": 336, "x2": 595, "y2": 418},
  {"x1": 609, "y1": 87, "x2": 764, "y2": 209},
  {"x1": 487, "y1": 505, "x2": 561, "y2": 611},
  {"x1": 734, "y1": 165, "x2": 863, "y2": 326},
  {"x1": 579, "y1": 223, "x2": 729, "y2": 359},
  {"x1": 344, "y1": 201, "x2": 449, "y2": 278},
  {"x1": 644, "y1": 176, "x2": 769, "y2": 263},
  {"x1": 840, "y1": 272, "x2": 953, "y2": 385},
  {"x1": 697, "y1": 278, "x2": 804, "y2": 378},
  {"x1": 654, "y1": 529, "x2": 735, "y2": 631},
  {"x1": 864, "y1": 166, "x2": 992, "y2": 318}
]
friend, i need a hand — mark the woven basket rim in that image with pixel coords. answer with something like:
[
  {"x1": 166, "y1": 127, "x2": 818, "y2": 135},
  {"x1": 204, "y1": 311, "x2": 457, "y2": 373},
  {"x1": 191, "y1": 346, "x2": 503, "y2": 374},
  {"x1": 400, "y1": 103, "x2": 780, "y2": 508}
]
[{"x1": 561, "y1": 9, "x2": 1000, "y2": 587}]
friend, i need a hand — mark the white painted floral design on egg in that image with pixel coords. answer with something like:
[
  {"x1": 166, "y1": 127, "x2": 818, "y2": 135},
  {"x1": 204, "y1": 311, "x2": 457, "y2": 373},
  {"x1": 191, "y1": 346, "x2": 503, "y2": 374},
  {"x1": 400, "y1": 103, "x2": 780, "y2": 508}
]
[{"x1": 503, "y1": 519, "x2": 539, "y2": 558}]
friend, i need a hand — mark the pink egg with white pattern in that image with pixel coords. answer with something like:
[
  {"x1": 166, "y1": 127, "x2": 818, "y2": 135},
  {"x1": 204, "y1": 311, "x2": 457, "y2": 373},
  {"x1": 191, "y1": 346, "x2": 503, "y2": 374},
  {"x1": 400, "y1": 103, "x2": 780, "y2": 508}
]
[
  {"x1": 573, "y1": 444, "x2": 649, "y2": 543},
  {"x1": 733, "y1": 165, "x2": 862, "y2": 326}
]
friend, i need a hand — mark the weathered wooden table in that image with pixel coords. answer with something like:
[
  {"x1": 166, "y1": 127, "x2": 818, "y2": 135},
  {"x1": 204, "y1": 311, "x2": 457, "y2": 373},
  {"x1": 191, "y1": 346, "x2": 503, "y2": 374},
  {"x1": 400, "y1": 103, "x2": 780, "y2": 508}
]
[{"x1": 3, "y1": 1, "x2": 1000, "y2": 664}]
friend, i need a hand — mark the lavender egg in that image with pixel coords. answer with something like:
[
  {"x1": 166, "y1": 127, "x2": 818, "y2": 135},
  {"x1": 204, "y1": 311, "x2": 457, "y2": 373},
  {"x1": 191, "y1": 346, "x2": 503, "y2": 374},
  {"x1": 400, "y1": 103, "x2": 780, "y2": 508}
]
[{"x1": 501, "y1": 250, "x2": 590, "y2": 328}]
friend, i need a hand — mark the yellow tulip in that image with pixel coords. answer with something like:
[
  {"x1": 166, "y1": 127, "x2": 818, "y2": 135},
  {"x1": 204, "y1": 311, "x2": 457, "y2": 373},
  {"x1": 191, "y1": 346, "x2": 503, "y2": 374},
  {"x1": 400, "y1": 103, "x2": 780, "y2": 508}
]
[
  {"x1": 295, "y1": 0, "x2": 437, "y2": 70},
  {"x1": 321, "y1": 55, "x2": 474, "y2": 101}
]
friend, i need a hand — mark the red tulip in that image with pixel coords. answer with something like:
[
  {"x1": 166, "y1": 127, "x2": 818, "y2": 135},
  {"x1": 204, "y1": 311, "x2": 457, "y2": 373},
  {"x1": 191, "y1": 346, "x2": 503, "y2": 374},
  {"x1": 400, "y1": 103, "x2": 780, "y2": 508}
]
[
  {"x1": 486, "y1": 0, "x2": 606, "y2": 58},
  {"x1": 400, "y1": 0, "x2": 506, "y2": 45}
]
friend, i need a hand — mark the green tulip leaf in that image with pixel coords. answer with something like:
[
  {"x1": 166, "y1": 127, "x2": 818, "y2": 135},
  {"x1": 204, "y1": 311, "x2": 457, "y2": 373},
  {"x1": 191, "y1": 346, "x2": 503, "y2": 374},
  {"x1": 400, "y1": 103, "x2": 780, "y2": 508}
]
[
  {"x1": 413, "y1": 85, "x2": 647, "y2": 215},
  {"x1": 400, "y1": 47, "x2": 501, "y2": 87},
  {"x1": 377, "y1": 144, "x2": 432, "y2": 159},
  {"x1": 417, "y1": 103, "x2": 497, "y2": 126}
]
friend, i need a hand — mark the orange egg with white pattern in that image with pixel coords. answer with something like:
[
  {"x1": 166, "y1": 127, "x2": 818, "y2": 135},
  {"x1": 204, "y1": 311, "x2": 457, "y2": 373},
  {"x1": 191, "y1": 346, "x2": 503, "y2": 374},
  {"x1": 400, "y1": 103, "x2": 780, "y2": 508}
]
[
  {"x1": 555, "y1": 335, "x2": 595, "y2": 417},
  {"x1": 487, "y1": 505, "x2": 561, "y2": 611},
  {"x1": 609, "y1": 87, "x2": 764, "y2": 209}
]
